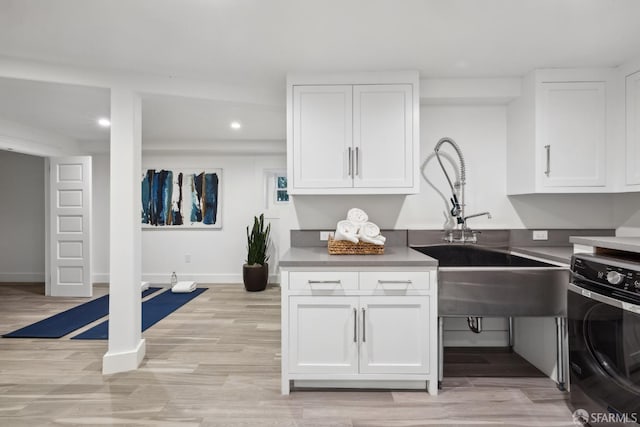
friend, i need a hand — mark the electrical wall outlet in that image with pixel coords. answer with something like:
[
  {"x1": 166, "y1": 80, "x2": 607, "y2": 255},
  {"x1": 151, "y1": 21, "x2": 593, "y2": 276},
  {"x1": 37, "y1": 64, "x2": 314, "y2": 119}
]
[
  {"x1": 185, "y1": 253, "x2": 191, "y2": 263},
  {"x1": 532, "y1": 230, "x2": 548, "y2": 241},
  {"x1": 320, "y1": 231, "x2": 333, "y2": 241}
]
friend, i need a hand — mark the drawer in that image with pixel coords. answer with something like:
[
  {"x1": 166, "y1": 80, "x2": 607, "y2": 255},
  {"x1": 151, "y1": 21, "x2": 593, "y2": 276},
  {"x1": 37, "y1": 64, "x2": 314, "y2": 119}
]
[
  {"x1": 289, "y1": 271, "x2": 359, "y2": 291},
  {"x1": 359, "y1": 271, "x2": 430, "y2": 291}
]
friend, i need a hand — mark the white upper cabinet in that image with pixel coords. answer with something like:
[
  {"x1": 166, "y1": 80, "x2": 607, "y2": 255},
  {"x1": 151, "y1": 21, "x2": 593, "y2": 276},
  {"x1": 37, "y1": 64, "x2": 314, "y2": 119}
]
[
  {"x1": 538, "y1": 81, "x2": 606, "y2": 188},
  {"x1": 507, "y1": 69, "x2": 611, "y2": 194},
  {"x1": 287, "y1": 72, "x2": 419, "y2": 195},
  {"x1": 292, "y1": 85, "x2": 353, "y2": 189},
  {"x1": 353, "y1": 85, "x2": 414, "y2": 189},
  {"x1": 626, "y1": 70, "x2": 640, "y2": 186}
]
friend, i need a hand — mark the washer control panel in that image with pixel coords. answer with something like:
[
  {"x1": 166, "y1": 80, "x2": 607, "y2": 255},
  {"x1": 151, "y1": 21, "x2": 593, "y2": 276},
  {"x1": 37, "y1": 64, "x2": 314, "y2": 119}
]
[{"x1": 572, "y1": 255, "x2": 640, "y2": 297}]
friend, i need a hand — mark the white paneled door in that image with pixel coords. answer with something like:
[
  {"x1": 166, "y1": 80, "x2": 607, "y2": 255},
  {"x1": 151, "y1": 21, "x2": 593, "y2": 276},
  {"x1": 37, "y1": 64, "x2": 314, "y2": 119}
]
[
  {"x1": 292, "y1": 85, "x2": 353, "y2": 189},
  {"x1": 48, "y1": 157, "x2": 92, "y2": 297},
  {"x1": 353, "y1": 84, "x2": 413, "y2": 189},
  {"x1": 359, "y1": 296, "x2": 430, "y2": 374},
  {"x1": 538, "y1": 81, "x2": 606, "y2": 188},
  {"x1": 288, "y1": 296, "x2": 359, "y2": 374}
]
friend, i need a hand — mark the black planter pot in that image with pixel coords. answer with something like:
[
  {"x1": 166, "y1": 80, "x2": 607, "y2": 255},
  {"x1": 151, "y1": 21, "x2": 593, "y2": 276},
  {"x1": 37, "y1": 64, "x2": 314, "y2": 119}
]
[{"x1": 243, "y1": 262, "x2": 268, "y2": 292}]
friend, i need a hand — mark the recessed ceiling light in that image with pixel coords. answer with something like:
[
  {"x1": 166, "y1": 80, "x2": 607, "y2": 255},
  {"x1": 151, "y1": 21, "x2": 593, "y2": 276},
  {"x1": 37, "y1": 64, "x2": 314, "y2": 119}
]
[
  {"x1": 230, "y1": 121, "x2": 242, "y2": 130},
  {"x1": 97, "y1": 118, "x2": 111, "y2": 128}
]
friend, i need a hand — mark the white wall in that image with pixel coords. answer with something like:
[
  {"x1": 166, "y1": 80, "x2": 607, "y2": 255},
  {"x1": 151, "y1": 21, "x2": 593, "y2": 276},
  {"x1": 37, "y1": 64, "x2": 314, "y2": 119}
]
[
  {"x1": 92, "y1": 153, "x2": 110, "y2": 282},
  {"x1": 614, "y1": 192, "x2": 640, "y2": 236},
  {"x1": 0, "y1": 150, "x2": 45, "y2": 281},
  {"x1": 91, "y1": 152, "x2": 290, "y2": 284}
]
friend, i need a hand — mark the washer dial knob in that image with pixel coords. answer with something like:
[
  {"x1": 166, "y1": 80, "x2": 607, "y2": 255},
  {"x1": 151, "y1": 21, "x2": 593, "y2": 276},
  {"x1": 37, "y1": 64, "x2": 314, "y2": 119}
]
[{"x1": 606, "y1": 271, "x2": 624, "y2": 285}]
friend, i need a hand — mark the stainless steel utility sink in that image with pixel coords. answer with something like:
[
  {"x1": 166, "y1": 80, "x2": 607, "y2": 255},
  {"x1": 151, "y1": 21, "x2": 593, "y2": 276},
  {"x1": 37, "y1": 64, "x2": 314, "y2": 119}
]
[{"x1": 411, "y1": 244, "x2": 569, "y2": 317}]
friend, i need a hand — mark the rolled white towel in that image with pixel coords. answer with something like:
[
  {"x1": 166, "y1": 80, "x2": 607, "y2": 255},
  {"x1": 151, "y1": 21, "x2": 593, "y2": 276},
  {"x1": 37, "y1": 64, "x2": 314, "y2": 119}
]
[
  {"x1": 359, "y1": 234, "x2": 385, "y2": 245},
  {"x1": 357, "y1": 222, "x2": 386, "y2": 245},
  {"x1": 359, "y1": 222, "x2": 380, "y2": 238},
  {"x1": 172, "y1": 281, "x2": 197, "y2": 293},
  {"x1": 334, "y1": 220, "x2": 359, "y2": 243},
  {"x1": 347, "y1": 208, "x2": 368, "y2": 225}
]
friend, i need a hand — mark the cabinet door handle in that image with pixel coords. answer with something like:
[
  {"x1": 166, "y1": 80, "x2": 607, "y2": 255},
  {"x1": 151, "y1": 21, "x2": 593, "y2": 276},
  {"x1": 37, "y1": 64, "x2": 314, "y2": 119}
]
[
  {"x1": 348, "y1": 147, "x2": 352, "y2": 177},
  {"x1": 353, "y1": 307, "x2": 358, "y2": 342},
  {"x1": 307, "y1": 280, "x2": 341, "y2": 284},
  {"x1": 362, "y1": 307, "x2": 366, "y2": 342},
  {"x1": 544, "y1": 145, "x2": 551, "y2": 177},
  {"x1": 355, "y1": 147, "x2": 360, "y2": 176},
  {"x1": 378, "y1": 280, "x2": 412, "y2": 284}
]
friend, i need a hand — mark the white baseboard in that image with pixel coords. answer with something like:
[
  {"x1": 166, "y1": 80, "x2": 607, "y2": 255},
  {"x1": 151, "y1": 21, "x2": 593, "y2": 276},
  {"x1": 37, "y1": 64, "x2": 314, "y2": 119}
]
[
  {"x1": 92, "y1": 273, "x2": 109, "y2": 283},
  {"x1": 294, "y1": 380, "x2": 426, "y2": 390},
  {"x1": 0, "y1": 272, "x2": 45, "y2": 282},
  {"x1": 102, "y1": 338, "x2": 146, "y2": 375},
  {"x1": 93, "y1": 273, "x2": 281, "y2": 285}
]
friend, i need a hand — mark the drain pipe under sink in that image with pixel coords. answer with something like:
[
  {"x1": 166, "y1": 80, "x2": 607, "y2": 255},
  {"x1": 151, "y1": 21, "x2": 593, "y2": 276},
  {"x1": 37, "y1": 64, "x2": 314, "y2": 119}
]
[{"x1": 467, "y1": 316, "x2": 483, "y2": 333}]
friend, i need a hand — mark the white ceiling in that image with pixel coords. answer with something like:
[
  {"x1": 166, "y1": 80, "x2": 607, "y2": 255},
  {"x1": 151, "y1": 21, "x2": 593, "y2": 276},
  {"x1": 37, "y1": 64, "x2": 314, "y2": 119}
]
[
  {"x1": 0, "y1": 77, "x2": 110, "y2": 142},
  {"x1": 1, "y1": 0, "x2": 640, "y2": 144},
  {"x1": 141, "y1": 95, "x2": 285, "y2": 142}
]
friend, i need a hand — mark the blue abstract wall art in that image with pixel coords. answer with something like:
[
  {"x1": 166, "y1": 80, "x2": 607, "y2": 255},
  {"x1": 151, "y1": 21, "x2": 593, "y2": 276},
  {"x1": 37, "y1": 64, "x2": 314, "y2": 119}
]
[{"x1": 141, "y1": 168, "x2": 222, "y2": 229}]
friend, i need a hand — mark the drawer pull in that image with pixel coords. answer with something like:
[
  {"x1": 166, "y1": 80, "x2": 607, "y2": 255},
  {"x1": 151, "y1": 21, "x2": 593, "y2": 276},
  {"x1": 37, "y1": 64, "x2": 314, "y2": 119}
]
[
  {"x1": 377, "y1": 280, "x2": 412, "y2": 284},
  {"x1": 306, "y1": 280, "x2": 342, "y2": 291}
]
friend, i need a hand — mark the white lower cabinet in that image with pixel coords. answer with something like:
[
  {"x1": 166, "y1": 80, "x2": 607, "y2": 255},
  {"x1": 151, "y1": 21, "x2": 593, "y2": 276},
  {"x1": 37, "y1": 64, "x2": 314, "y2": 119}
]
[
  {"x1": 359, "y1": 296, "x2": 430, "y2": 375},
  {"x1": 289, "y1": 296, "x2": 359, "y2": 374},
  {"x1": 289, "y1": 296, "x2": 430, "y2": 375},
  {"x1": 281, "y1": 268, "x2": 437, "y2": 395}
]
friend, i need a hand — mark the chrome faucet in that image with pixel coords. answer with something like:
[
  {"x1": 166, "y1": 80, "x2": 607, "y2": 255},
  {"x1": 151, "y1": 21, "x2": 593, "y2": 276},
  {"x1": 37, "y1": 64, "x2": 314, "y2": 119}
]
[
  {"x1": 434, "y1": 138, "x2": 466, "y2": 225},
  {"x1": 464, "y1": 211, "x2": 492, "y2": 223},
  {"x1": 434, "y1": 137, "x2": 491, "y2": 244}
]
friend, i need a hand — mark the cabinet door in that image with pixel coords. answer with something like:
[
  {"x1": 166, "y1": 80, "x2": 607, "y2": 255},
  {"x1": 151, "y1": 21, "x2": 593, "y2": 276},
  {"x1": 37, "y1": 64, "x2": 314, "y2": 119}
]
[
  {"x1": 538, "y1": 81, "x2": 606, "y2": 188},
  {"x1": 292, "y1": 85, "x2": 353, "y2": 189},
  {"x1": 289, "y1": 296, "x2": 359, "y2": 374},
  {"x1": 627, "y1": 71, "x2": 640, "y2": 185},
  {"x1": 353, "y1": 84, "x2": 413, "y2": 188},
  {"x1": 359, "y1": 296, "x2": 429, "y2": 374}
]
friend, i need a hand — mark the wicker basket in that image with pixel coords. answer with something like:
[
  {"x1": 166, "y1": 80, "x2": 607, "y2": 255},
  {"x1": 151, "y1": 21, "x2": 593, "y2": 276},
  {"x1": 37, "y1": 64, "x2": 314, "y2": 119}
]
[{"x1": 327, "y1": 237, "x2": 384, "y2": 255}]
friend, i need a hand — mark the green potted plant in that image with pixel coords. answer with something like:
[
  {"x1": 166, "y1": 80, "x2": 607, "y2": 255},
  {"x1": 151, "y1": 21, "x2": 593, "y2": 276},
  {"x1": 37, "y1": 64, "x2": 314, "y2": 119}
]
[{"x1": 243, "y1": 213, "x2": 271, "y2": 292}]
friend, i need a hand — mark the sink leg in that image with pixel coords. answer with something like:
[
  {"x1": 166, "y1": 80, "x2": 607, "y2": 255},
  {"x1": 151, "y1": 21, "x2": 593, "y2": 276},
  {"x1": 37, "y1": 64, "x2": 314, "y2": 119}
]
[
  {"x1": 438, "y1": 316, "x2": 444, "y2": 389},
  {"x1": 508, "y1": 317, "x2": 514, "y2": 353},
  {"x1": 555, "y1": 316, "x2": 566, "y2": 391}
]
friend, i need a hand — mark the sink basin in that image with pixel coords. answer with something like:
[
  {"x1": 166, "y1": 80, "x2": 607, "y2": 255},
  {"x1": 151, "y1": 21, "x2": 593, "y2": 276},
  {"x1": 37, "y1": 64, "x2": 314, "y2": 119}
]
[
  {"x1": 412, "y1": 244, "x2": 552, "y2": 268},
  {"x1": 411, "y1": 244, "x2": 569, "y2": 317}
]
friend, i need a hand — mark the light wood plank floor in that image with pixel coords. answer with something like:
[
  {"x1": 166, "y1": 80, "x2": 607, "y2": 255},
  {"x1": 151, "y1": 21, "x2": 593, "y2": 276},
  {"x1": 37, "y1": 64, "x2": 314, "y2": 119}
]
[{"x1": 0, "y1": 283, "x2": 575, "y2": 426}]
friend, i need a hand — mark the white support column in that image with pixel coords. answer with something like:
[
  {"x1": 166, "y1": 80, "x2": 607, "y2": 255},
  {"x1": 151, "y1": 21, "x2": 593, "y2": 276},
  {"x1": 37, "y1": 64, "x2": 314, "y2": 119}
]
[{"x1": 103, "y1": 88, "x2": 144, "y2": 375}]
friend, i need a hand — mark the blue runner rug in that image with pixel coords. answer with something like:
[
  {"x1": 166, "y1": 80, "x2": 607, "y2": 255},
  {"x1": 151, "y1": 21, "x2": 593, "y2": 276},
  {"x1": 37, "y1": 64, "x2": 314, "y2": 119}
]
[
  {"x1": 71, "y1": 287, "x2": 207, "y2": 340},
  {"x1": 2, "y1": 287, "x2": 162, "y2": 339}
]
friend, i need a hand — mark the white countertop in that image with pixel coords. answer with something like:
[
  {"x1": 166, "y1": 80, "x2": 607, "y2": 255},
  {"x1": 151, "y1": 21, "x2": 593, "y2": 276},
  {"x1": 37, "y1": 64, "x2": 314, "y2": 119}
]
[
  {"x1": 280, "y1": 246, "x2": 438, "y2": 268},
  {"x1": 569, "y1": 236, "x2": 640, "y2": 254}
]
